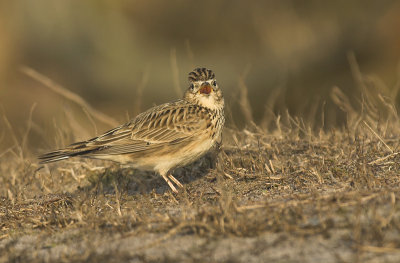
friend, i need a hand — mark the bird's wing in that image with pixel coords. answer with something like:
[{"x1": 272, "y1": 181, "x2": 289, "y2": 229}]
[
  {"x1": 38, "y1": 100, "x2": 212, "y2": 163},
  {"x1": 80, "y1": 100, "x2": 211, "y2": 155}
]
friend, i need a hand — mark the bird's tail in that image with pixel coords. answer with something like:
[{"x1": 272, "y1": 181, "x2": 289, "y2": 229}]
[{"x1": 38, "y1": 141, "x2": 100, "y2": 164}]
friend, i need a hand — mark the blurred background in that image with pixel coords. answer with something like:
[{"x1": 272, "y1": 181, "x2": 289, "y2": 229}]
[{"x1": 1, "y1": 0, "x2": 400, "y2": 151}]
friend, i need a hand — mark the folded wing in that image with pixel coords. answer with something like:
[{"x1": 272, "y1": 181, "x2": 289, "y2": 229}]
[{"x1": 38, "y1": 100, "x2": 210, "y2": 163}]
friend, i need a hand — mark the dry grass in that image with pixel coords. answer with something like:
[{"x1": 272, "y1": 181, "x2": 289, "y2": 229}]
[{"x1": 2, "y1": 66, "x2": 400, "y2": 262}]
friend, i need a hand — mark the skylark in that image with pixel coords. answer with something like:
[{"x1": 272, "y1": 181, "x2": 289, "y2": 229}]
[{"x1": 39, "y1": 68, "x2": 225, "y2": 193}]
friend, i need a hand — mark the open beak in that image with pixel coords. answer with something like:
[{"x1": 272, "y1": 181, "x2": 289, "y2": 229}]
[{"x1": 199, "y1": 83, "x2": 212, "y2": 95}]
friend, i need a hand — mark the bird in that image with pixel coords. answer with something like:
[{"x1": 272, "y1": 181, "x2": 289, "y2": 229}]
[{"x1": 38, "y1": 67, "x2": 225, "y2": 193}]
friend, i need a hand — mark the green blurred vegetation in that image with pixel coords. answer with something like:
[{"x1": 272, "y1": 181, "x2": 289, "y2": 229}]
[{"x1": 1, "y1": 0, "x2": 400, "y2": 150}]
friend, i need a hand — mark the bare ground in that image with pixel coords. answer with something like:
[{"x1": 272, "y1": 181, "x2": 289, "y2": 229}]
[{"x1": 2, "y1": 119, "x2": 400, "y2": 262}]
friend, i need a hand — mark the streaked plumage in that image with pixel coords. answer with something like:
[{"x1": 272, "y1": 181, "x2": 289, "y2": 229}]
[{"x1": 39, "y1": 68, "x2": 225, "y2": 192}]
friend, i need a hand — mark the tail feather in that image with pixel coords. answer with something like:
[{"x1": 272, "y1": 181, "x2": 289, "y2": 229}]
[
  {"x1": 38, "y1": 142, "x2": 101, "y2": 164},
  {"x1": 38, "y1": 151, "x2": 72, "y2": 163}
]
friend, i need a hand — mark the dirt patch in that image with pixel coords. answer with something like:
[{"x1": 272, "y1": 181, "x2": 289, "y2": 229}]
[{"x1": 2, "y1": 121, "x2": 400, "y2": 262}]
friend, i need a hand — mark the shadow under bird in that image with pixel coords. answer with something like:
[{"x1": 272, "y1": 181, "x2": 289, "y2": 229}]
[{"x1": 39, "y1": 68, "x2": 225, "y2": 193}]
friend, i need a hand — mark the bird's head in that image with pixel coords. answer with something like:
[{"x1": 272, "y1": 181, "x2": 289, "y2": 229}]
[{"x1": 183, "y1": 68, "x2": 224, "y2": 110}]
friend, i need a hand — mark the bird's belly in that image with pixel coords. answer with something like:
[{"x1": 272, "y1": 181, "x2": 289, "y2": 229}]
[{"x1": 142, "y1": 138, "x2": 215, "y2": 174}]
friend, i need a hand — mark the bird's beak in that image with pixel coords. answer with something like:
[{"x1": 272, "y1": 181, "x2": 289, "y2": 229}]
[{"x1": 199, "y1": 82, "x2": 212, "y2": 95}]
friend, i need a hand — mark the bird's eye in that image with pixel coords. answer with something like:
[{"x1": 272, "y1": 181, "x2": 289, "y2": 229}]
[
  {"x1": 189, "y1": 84, "x2": 194, "y2": 91},
  {"x1": 212, "y1": 80, "x2": 217, "y2": 86}
]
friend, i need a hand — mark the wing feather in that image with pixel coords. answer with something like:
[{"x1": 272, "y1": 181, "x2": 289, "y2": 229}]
[
  {"x1": 82, "y1": 100, "x2": 210, "y2": 155},
  {"x1": 39, "y1": 100, "x2": 212, "y2": 163}
]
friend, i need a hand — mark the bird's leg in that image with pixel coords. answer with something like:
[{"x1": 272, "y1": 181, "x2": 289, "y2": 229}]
[
  {"x1": 168, "y1": 174, "x2": 184, "y2": 188},
  {"x1": 209, "y1": 139, "x2": 223, "y2": 169},
  {"x1": 161, "y1": 173, "x2": 178, "y2": 193}
]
